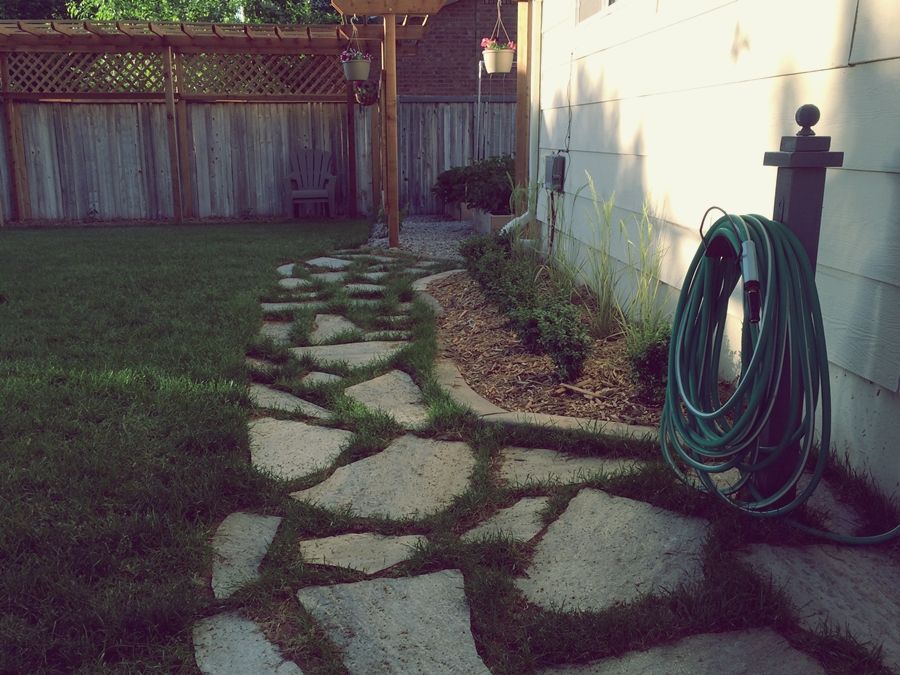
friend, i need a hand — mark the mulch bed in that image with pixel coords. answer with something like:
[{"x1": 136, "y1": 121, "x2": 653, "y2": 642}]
[{"x1": 427, "y1": 272, "x2": 663, "y2": 428}]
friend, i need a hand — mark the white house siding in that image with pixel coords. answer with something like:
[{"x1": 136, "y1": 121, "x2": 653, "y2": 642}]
[{"x1": 535, "y1": 0, "x2": 900, "y2": 497}]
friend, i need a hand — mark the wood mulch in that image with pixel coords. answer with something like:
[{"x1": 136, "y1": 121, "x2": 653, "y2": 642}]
[{"x1": 427, "y1": 272, "x2": 663, "y2": 428}]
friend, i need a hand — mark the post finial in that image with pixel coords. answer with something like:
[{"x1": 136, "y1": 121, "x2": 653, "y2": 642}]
[{"x1": 795, "y1": 104, "x2": 820, "y2": 137}]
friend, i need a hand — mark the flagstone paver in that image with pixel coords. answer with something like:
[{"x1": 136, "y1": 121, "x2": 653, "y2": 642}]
[
  {"x1": 537, "y1": 629, "x2": 825, "y2": 674},
  {"x1": 798, "y1": 474, "x2": 865, "y2": 536},
  {"x1": 516, "y1": 489, "x2": 708, "y2": 612},
  {"x1": 278, "y1": 277, "x2": 312, "y2": 290},
  {"x1": 275, "y1": 263, "x2": 295, "y2": 277},
  {"x1": 305, "y1": 256, "x2": 353, "y2": 270},
  {"x1": 299, "y1": 533, "x2": 426, "y2": 574},
  {"x1": 258, "y1": 321, "x2": 293, "y2": 345},
  {"x1": 338, "y1": 254, "x2": 395, "y2": 263},
  {"x1": 360, "y1": 271, "x2": 389, "y2": 282},
  {"x1": 344, "y1": 370, "x2": 429, "y2": 429},
  {"x1": 296, "y1": 570, "x2": 490, "y2": 675},
  {"x1": 260, "y1": 301, "x2": 323, "y2": 313},
  {"x1": 499, "y1": 447, "x2": 645, "y2": 486},
  {"x1": 363, "y1": 330, "x2": 411, "y2": 341},
  {"x1": 193, "y1": 612, "x2": 303, "y2": 675},
  {"x1": 291, "y1": 434, "x2": 475, "y2": 519},
  {"x1": 343, "y1": 283, "x2": 386, "y2": 295},
  {"x1": 301, "y1": 371, "x2": 343, "y2": 386},
  {"x1": 461, "y1": 496, "x2": 549, "y2": 543},
  {"x1": 245, "y1": 356, "x2": 276, "y2": 375},
  {"x1": 249, "y1": 384, "x2": 331, "y2": 419},
  {"x1": 249, "y1": 418, "x2": 353, "y2": 480},
  {"x1": 309, "y1": 314, "x2": 359, "y2": 344},
  {"x1": 211, "y1": 512, "x2": 282, "y2": 599},
  {"x1": 740, "y1": 544, "x2": 900, "y2": 670},
  {"x1": 346, "y1": 298, "x2": 381, "y2": 308},
  {"x1": 310, "y1": 271, "x2": 348, "y2": 283},
  {"x1": 290, "y1": 341, "x2": 408, "y2": 369}
]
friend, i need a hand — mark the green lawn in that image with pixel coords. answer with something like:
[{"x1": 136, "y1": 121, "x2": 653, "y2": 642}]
[{"x1": 0, "y1": 220, "x2": 368, "y2": 673}]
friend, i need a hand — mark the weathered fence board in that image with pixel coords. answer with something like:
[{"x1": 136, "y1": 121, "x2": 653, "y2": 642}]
[{"x1": 3, "y1": 98, "x2": 515, "y2": 222}]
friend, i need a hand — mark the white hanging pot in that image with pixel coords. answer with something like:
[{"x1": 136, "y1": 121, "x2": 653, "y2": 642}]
[
  {"x1": 483, "y1": 48, "x2": 514, "y2": 74},
  {"x1": 343, "y1": 59, "x2": 371, "y2": 81}
]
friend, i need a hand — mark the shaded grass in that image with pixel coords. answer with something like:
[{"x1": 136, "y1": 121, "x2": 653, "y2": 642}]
[{"x1": 0, "y1": 220, "x2": 367, "y2": 673}]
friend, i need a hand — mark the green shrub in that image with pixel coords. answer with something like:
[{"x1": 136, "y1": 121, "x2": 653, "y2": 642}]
[
  {"x1": 431, "y1": 166, "x2": 470, "y2": 205},
  {"x1": 464, "y1": 156, "x2": 514, "y2": 214},
  {"x1": 626, "y1": 323, "x2": 670, "y2": 401},
  {"x1": 461, "y1": 233, "x2": 591, "y2": 381}
]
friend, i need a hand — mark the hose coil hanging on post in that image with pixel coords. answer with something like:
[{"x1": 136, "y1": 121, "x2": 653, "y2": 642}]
[{"x1": 660, "y1": 211, "x2": 899, "y2": 544}]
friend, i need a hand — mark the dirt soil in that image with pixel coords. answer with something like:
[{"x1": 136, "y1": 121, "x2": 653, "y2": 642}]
[{"x1": 427, "y1": 272, "x2": 663, "y2": 428}]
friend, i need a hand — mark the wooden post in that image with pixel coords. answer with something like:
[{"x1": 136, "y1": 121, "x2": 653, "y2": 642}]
[
  {"x1": 174, "y1": 52, "x2": 193, "y2": 219},
  {"x1": 370, "y1": 93, "x2": 383, "y2": 218},
  {"x1": 383, "y1": 16, "x2": 400, "y2": 247},
  {"x1": 755, "y1": 104, "x2": 843, "y2": 504},
  {"x1": 1, "y1": 53, "x2": 30, "y2": 221},
  {"x1": 346, "y1": 82, "x2": 358, "y2": 217},
  {"x1": 514, "y1": 0, "x2": 531, "y2": 195},
  {"x1": 161, "y1": 46, "x2": 184, "y2": 222}
]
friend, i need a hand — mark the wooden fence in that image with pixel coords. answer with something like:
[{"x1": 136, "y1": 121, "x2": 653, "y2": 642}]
[{"x1": 0, "y1": 97, "x2": 515, "y2": 222}]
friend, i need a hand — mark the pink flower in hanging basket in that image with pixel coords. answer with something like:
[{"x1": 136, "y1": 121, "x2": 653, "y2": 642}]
[
  {"x1": 341, "y1": 47, "x2": 372, "y2": 63},
  {"x1": 481, "y1": 37, "x2": 515, "y2": 51}
]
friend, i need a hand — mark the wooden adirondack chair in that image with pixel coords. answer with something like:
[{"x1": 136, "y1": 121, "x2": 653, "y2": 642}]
[{"x1": 284, "y1": 149, "x2": 337, "y2": 217}]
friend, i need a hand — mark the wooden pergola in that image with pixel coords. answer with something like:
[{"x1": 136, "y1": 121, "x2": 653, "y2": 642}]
[
  {"x1": 0, "y1": 16, "x2": 429, "y2": 227},
  {"x1": 331, "y1": 0, "x2": 531, "y2": 247}
]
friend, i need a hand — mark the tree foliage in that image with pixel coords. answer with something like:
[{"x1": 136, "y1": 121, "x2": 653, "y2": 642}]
[{"x1": 0, "y1": 0, "x2": 69, "y2": 19}]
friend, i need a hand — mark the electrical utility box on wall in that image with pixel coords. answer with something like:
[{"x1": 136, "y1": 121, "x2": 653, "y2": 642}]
[{"x1": 545, "y1": 154, "x2": 565, "y2": 192}]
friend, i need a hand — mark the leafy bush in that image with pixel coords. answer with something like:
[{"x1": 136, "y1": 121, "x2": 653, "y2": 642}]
[
  {"x1": 626, "y1": 323, "x2": 670, "y2": 402},
  {"x1": 461, "y1": 233, "x2": 591, "y2": 380},
  {"x1": 431, "y1": 166, "x2": 470, "y2": 205},
  {"x1": 465, "y1": 156, "x2": 514, "y2": 214},
  {"x1": 432, "y1": 156, "x2": 514, "y2": 214}
]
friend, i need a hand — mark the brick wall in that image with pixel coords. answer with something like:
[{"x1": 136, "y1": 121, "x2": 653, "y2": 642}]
[{"x1": 395, "y1": 0, "x2": 518, "y2": 98}]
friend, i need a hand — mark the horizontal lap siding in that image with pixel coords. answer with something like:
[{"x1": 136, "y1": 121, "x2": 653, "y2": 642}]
[{"x1": 538, "y1": 0, "x2": 900, "y2": 493}]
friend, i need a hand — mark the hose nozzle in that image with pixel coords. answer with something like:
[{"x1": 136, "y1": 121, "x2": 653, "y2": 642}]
[{"x1": 742, "y1": 240, "x2": 761, "y2": 323}]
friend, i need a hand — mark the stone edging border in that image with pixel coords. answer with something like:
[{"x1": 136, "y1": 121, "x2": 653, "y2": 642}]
[{"x1": 413, "y1": 270, "x2": 659, "y2": 441}]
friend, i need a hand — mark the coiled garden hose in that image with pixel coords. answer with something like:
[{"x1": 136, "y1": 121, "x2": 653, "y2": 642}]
[{"x1": 660, "y1": 211, "x2": 899, "y2": 544}]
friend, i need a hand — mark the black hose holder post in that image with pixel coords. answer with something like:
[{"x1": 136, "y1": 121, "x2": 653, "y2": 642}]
[{"x1": 755, "y1": 104, "x2": 843, "y2": 503}]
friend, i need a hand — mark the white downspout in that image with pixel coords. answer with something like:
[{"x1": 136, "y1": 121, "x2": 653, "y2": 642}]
[{"x1": 501, "y1": 0, "x2": 543, "y2": 234}]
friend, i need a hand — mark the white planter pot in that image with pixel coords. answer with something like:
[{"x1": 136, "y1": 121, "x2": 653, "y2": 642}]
[
  {"x1": 482, "y1": 49, "x2": 514, "y2": 74},
  {"x1": 343, "y1": 59, "x2": 371, "y2": 81}
]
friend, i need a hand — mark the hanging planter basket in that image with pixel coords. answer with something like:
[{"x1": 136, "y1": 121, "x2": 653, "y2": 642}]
[
  {"x1": 340, "y1": 16, "x2": 372, "y2": 82},
  {"x1": 342, "y1": 59, "x2": 371, "y2": 81},
  {"x1": 480, "y1": 0, "x2": 516, "y2": 75},
  {"x1": 483, "y1": 48, "x2": 514, "y2": 74}
]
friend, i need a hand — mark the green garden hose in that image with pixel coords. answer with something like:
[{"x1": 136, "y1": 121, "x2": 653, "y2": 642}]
[{"x1": 660, "y1": 211, "x2": 899, "y2": 544}]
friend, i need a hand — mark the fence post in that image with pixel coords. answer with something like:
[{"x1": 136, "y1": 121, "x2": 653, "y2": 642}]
[
  {"x1": 162, "y1": 46, "x2": 184, "y2": 223},
  {"x1": 1, "y1": 52, "x2": 30, "y2": 222},
  {"x1": 755, "y1": 104, "x2": 843, "y2": 501}
]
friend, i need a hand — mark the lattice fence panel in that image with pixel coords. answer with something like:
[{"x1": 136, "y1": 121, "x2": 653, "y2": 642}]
[
  {"x1": 180, "y1": 53, "x2": 345, "y2": 96},
  {"x1": 8, "y1": 52, "x2": 164, "y2": 94}
]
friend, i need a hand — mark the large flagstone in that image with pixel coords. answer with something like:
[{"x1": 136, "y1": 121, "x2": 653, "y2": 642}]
[
  {"x1": 499, "y1": 447, "x2": 645, "y2": 486},
  {"x1": 299, "y1": 533, "x2": 425, "y2": 574},
  {"x1": 310, "y1": 314, "x2": 359, "y2": 344},
  {"x1": 260, "y1": 301, "x2": 323, "y2": 313},
  {"x1": 740, "y1": 544, "x2": 900, "y2": 670},
  {"x1": 249, "y1": 417, "x2": 353, "y2": 480},
  {"x1": 193, "y1": 612, "x2": 302, "y2": 675},
  {"x1": 249, "y1": 384, "x2": 331, "y2": 419},
  {"x1": 537, "y1": 630, "x2": 824, "y2": 674},
  {"x1": 343, "y1": 283, "x2": 386, "y2": 295},
  {"x1": 278, "y1": 277, "x2": 312, "y2": 290},
  {"x1": 305, "y1": 256, "x2": 353, "y2": 270},
  {"x1": 258, "y1": 321, "x2": 293, "y2": 345},
  {"x1": 461, "y1": 496, "x2": 549, "y2": 543},
  {"x1": 291, "y1": 435, "x2": 475, "y2": 519},
  {"x1": 290, "y1": 341, "x2": 408, "y2": 369},
  {"x1": 275, "y1": 263, "x2": 295, "y2": 276},
  {"x1": 344, "y1": 370, "x2": 429, "y2": 429},
  {"x1": 311, "y1": 271, "x2": 348, "y2": 283},
  {"x1": 516, "y1": 489, "x2": 708, "y2": 612},
  {"x1": 296, "y1": 570, "x2": 489, "y2": 675},
  {"x1": 211, "y1": 512, "x2": 282, "y2": 599}
]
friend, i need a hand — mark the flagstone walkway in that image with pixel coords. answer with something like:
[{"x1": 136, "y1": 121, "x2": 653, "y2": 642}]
[{"x1": 193, "y1": 247, "x2": 900, "y2": 674}]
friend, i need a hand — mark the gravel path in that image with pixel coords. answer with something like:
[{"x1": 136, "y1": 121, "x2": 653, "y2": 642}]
[{"x1": 367, "y1": 215, "x2": 473, "y2": 262}]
